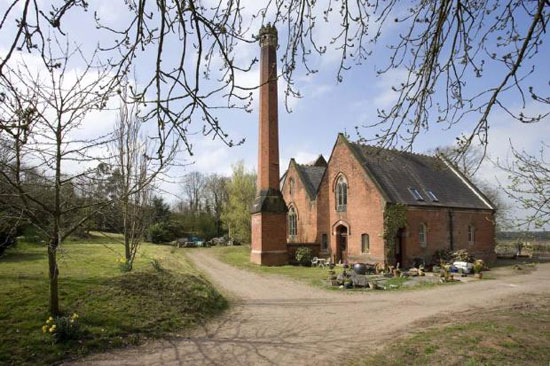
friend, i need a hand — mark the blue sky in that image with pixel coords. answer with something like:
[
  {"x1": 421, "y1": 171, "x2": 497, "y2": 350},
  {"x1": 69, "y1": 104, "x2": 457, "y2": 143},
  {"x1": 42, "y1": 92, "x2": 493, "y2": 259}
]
[{"x1": 1, "y1": 0, "x2": 549, "y2": 225}]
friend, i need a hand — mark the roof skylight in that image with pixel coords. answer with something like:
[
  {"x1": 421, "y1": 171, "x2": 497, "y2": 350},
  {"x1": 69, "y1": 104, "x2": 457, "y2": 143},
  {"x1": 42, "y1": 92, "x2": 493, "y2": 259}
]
[
  {"x1": 408, "y1": 187, "x2": 424, "y2": 201},
  {"x1": 427, "y1": 190, "x2": 439, "y2": 202}
]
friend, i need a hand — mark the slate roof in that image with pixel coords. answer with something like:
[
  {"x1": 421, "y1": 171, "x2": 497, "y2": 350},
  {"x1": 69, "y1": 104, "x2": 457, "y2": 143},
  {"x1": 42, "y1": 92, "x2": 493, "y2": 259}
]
[
  {"x1": 294, "y1": 164, "x2": 326, "y2": 199},
  {"x1": 347, "y1": 142, "x2": 494, "y2": 210}
]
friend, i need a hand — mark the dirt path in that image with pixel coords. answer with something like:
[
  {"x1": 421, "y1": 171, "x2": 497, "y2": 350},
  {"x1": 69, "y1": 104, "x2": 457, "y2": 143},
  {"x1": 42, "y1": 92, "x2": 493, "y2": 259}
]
[{"x1": 68, "y1": 252, "x2": 550, "y2": 366}]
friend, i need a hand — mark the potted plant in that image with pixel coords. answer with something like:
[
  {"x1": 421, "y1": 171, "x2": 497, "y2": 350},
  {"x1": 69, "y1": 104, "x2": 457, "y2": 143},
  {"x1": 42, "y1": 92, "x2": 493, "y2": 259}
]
[
  {"x1": 473, "y1": 261, "x2": 483, "y2": 279},
  {"x1": 392, "y1": 268, "x2": 400, "y2": 278}
]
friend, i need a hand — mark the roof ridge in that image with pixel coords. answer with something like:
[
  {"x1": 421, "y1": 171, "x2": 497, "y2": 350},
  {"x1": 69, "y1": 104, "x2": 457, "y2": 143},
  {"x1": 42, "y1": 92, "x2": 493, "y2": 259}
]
[{"x1": 349, "y1": 141, "x2": 437, "y2": 160}]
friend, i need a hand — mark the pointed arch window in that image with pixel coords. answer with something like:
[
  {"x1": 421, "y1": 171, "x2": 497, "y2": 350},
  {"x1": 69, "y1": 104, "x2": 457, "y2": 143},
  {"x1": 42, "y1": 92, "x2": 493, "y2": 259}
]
[
  {"x1": 336, "y1": 176, "x2": 348, "y2": 212},
  {"x1": 289, "y1": 178, "x2": 295, "y2": 195},
  {"x1": 288, "y1": 206, "x2": 297, "y2": 237}
]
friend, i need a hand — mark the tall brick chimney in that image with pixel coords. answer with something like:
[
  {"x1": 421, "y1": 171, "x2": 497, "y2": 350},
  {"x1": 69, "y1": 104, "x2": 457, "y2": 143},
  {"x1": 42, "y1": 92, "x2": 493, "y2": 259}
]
[{"x1": 250, "y1": 24, "x2": 288, "y2": 266}]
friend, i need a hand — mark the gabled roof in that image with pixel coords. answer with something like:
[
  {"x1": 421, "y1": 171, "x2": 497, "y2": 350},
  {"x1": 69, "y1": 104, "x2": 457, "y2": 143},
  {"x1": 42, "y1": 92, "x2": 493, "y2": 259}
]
[
  {"x1": 283, "y1": 156, "x2": 327, "y2": 200},
  {"x1": 283, "y1": 134, "x2": 494, "y2": 210},
  {"x1": 295, "y1": 163, "x2": 326, "y2": 199},
  {"x1": 345, "y1": 138, "x2": 494, "y2": 210}
]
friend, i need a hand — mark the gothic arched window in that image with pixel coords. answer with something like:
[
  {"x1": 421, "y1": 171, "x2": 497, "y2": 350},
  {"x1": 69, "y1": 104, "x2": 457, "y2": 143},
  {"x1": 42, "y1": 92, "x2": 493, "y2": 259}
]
[
  {"x1": 288, "y1": 206, "x2": 297, "y2": 237},
  {"x1": 336, "y1": 176, "x2": 348, "y2": 212},
  {"x1": 289, "y1": 178, "x2": 295, "y2": 195}
]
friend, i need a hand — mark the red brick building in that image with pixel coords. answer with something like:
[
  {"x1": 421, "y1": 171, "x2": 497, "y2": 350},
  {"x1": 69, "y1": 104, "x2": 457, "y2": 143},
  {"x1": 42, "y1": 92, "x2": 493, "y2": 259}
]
[
  {"x1": 281, "y1": 135, "x2": 497, "y2": 267},
  {"x1": 250, "y1": 24, "x2": 496, "y2": 267}
]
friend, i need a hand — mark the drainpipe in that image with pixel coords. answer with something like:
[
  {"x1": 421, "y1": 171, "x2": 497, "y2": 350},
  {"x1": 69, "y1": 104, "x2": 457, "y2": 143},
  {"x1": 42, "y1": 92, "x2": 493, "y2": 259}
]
[{"x1": 448, "y1": 209, "x2": 454, "y2": 251}]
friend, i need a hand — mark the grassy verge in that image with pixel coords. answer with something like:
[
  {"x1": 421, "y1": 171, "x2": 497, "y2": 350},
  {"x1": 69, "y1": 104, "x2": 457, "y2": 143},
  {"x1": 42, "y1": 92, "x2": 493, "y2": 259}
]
[
  {"x1": 211, "y1": 245, "x2": 333, "y2": 287},
  {"x1": 350, "y1": 296, "x2": 550, "y2": 366},
  {"x1": 0, "y1": 233, "x2": 227, "y2": 366}
]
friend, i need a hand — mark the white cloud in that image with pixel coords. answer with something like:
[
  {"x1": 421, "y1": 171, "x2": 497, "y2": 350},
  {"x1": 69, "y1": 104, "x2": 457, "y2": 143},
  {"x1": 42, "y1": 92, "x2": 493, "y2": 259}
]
[{"x1": 373, "y1": 67, "x2": 408, "y2": 110}]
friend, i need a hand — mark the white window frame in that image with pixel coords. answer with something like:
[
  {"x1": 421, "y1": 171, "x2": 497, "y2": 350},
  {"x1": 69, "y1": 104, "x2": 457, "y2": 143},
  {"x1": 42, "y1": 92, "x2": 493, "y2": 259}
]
[{"x1": 419, "y1": 223, "x2": 427, "y2": 248}]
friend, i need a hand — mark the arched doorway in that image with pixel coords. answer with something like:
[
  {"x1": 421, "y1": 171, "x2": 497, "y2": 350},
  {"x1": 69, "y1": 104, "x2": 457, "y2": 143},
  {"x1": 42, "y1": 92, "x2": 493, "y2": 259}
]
[{"x1": 335, "y1": 225, "x2": 348, "y2": 264}]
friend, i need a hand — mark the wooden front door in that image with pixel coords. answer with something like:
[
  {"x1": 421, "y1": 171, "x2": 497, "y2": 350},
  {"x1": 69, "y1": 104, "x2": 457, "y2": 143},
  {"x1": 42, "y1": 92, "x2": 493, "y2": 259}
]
[{"x1": 336, "y1": 225, "x2": 348, "y2": 264}]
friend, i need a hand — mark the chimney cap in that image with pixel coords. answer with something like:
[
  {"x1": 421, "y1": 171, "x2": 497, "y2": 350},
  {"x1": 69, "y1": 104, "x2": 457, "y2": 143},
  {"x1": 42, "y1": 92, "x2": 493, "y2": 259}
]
[{"x1": 259, "y1": 23, "x2": 278, "y2": 47}]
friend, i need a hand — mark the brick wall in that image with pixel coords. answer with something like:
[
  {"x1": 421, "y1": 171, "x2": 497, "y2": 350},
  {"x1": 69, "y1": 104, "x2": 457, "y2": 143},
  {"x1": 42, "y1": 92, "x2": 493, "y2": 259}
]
[
  {"x1": 451, "y1": 209, "x2": 496, "y2": 263},
  {"x1": 403, "y1": 207, "x2": 496, "y2": 267},
  {"x1": 251, "y1": 212, "x2": 288, "y2": 266},
  {"x1": 282, "y1": 162, "x2": 318, "y2": 243},
  {"x1": 319, "y1": 138, "x2": 386, "y2": 264},
  {"x1": 282, "y1": 135, "x2": 497, "y2": 267}
]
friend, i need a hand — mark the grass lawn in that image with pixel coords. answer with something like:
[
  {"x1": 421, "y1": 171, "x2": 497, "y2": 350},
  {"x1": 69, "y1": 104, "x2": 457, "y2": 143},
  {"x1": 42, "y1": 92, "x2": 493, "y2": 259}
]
[
  {"x1": 0, "y1": 233, "x2": 228, "y2": 366},
  {"x1": 350, "y1": 295, "x2": 550, "y2": 366},
  {"x1": 210, "y1": 245, "x2": 337, "y2": 287}
]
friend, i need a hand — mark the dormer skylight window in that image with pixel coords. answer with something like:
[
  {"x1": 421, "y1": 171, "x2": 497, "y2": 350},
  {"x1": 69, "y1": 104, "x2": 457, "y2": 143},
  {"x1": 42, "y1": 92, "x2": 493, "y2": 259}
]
[
  {"x1": 408, "y1": 187, "x2": 424, "y2": 201},
  {"x1": 427, "y1": 190, "x2": 439, "y2": 202}
]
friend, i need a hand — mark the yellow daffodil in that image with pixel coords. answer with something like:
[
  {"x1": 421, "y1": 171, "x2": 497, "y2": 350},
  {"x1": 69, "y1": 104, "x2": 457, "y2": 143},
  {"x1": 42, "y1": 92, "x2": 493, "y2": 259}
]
[
  {"x1": 46, "y1": 316, "x2": 53, "y2": 324},
  {"x1": 42, "y1": 325, "x2": 48, "y2": 333},
  {"x1": 49, "y1": 325, "x2": 56, "y2": 333}
]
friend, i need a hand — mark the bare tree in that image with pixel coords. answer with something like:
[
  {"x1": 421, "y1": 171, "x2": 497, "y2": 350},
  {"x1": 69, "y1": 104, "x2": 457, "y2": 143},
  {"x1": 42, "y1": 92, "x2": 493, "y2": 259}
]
[
  {"x1": 111, "y1": 82, "x2": 176, "y2": 269},
  {"x1": 0, "y1": 42, "x2": 114, "y2": 315},
  {"x1": 181, "y1": 171, "x2": 206, "y2": 214},
  {"x1": 500, "y1": 143, "x2": 550, "y2": 229},
  {"x1": 205, "y1": 174, "x2": 228, "y2": 236},
  {"x1": 434, "y1": 144, "x2": 511, "y2": 229},
  {"x1": 434, "y1": 145, "x2": 485, "y2": 179},
  {"x1": 2, "y1": 1, "x2": 548, "y2": 161}
]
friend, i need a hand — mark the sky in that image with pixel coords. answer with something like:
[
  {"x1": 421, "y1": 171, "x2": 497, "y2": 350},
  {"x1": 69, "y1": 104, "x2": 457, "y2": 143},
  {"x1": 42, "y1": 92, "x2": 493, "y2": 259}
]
[{"x1": 1, "y1": 0, "x2": 549, "y2": 227}]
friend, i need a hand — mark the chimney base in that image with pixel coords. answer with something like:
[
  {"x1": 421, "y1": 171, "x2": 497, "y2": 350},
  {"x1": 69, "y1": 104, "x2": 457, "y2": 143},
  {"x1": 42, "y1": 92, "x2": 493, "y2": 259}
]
[{"x1": 251, "y1": 211, "x2": 288, "y2": 266}]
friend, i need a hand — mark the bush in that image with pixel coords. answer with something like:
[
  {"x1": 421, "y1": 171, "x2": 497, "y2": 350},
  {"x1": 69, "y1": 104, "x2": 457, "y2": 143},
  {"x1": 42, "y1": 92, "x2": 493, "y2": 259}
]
[
  {"x1": 452, "y1": 249, "x2": 474, "y2": 262},
  {"x1": 295, "y1": 247, "x2": 313, "y2": 266},
  {"x1": 0, "y1": 231, "x2": 16, "y2": 256},
  {"x1": 432, "y1": 249, "x2": 453, "y2": 264},
  {"x1": 147, "y1": 223, "x2": 176, "y2": 244},
  {"x1": 473, "y1": 259, "x2": 485, "y2": 272},
  {"x1": 20, "y1": 225, "x2": 44, "y2": 244}
]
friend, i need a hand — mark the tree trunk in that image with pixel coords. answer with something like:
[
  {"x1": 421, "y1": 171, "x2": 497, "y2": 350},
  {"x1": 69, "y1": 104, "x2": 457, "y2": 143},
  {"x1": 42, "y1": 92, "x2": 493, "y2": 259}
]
[{"x1": 48, "y1": 241, "x2": 60, "y2": 315}]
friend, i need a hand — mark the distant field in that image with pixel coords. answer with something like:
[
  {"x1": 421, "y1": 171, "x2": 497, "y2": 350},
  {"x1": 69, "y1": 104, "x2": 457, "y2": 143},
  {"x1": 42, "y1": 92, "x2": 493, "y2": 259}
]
[
  {"x1": 0, "y1": 233, "x2": 227, "y2": 366},
  {"x1": 495, "y1": 239, "x2": 550, "y2": 258}
]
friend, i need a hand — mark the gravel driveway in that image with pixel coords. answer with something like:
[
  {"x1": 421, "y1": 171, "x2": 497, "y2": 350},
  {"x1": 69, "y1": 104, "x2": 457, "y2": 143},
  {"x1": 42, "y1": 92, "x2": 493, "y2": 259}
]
[{"x1": 68, "y1": 251, "x2": 550, "y2": 366}]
